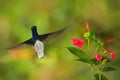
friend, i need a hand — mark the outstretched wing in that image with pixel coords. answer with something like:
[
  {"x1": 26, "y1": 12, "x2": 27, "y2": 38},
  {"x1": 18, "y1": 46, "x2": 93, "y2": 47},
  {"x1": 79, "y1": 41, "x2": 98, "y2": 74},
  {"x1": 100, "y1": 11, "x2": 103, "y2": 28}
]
[
  {"x1": 9, "y1": 38, "x2": 33, "y2": 49},
  {"x1": 38, "y1": 27, "x2": 67, "y2": 41},
  {"x1": 9, "y1": 27, "x2": 67, "y2": 49}
]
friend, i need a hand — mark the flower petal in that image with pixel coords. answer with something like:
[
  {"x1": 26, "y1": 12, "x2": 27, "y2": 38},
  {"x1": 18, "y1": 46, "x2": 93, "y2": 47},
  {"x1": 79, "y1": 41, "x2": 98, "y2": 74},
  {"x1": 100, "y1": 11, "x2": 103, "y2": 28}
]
[
  {"x1": 71, "y1": 38, "x2": 84, "y2": 48},
  {"x1": 104, "y1": 38, "x2": 114, "y2": 44},
  {"x1": 95, "y1": 54, "x2": 102, "y2": 62},
  {"x1": 85, "y1": 21, "x2": 90, "y2": 32},
  {"x1": 110, "y1": 52, "x2": 116, "y2": 60}
]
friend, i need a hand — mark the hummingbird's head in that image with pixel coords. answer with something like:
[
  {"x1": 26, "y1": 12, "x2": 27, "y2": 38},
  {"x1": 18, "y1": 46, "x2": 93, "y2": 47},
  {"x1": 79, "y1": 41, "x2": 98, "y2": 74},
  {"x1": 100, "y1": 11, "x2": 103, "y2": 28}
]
[
  {"x1": 31, "y1": 26, "x2": 38, "y2": 41},
  {"x1": 31, "y1": 26, "x2": 37, "y2": 31}
]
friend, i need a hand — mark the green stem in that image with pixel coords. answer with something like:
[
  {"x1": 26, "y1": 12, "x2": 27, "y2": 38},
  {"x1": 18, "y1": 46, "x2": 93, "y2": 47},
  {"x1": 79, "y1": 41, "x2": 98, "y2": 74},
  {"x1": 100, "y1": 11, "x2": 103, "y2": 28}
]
[
  {"x1": 96, "y1": 63, "x2": 102, "y2": 80},
  {"x1": 99, "y1": 62, "x2": 102, "y2": 80},
  {"x1": 95, "y1": 47, "x2": 98, "y2": 53},
  {"x1": 88, "y1": 39, "x2": 90, "y2": 50},
  {"x1": 97, "y1": 68, "x2": 102, "y2": 80},
  {"x1": 93, "y1": 63, "x2": 102, "y2": 80},
  {"x1": 88, "y1": 64, "x2": 95, "y2": 80},
  {"x1": 99, "y1": 72, "x2": 101, "y2": 80}
]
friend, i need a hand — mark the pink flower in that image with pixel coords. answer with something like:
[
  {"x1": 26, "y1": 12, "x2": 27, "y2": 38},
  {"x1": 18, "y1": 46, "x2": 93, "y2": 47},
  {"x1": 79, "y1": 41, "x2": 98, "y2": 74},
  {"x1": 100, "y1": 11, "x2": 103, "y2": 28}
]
[
  {"x1": 85, "y1": 21, "x2": 90, "y2": 32},
  {"x1": 95, "y1": 54, "x2": 102, "y2": 62},
  {"x1": 110, "y1": 52, "x2": 116, "y2": 60},
  {"x1": 71, "y1": 38, "x2": 84, "y2": 48}
]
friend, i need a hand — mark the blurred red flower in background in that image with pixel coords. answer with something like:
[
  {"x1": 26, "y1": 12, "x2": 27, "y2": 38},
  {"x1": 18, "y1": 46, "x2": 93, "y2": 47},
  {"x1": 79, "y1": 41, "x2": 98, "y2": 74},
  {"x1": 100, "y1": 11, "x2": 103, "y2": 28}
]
[
  {"x1": 85, "y1": 21, "x2": 90, "y2": 32},
  {"x1": 110, "y1": 52, "x2": 116, "y2": 60}
]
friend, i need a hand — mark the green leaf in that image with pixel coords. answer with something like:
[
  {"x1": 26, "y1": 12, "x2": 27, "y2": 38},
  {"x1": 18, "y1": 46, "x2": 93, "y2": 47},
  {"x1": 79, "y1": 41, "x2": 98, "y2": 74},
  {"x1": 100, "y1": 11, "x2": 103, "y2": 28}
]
[
  {"x1": 76, "y1": 58, "x2": 90, "y2": 63},
  {"x1": 94, "y1": 73, "x2": 108, "y2": 80},
  {"x1": 91, "y1": 58, "x2": 100, "y2": 65},
  {"x1": 94, "y1": 39, "x2": 103, "y2": 48},
  {"x1": 89, "y1": 31, "x2": 96, "y2": 40},
  {"x1": 101, "y1": 67, "x2": 117, "y2": 72},
  {"x1": 67, "y1": 47, "x2": 90, "y2": 62},
  {"x1": 102, "y1": 56, "x2": 111, "y2": 63}
]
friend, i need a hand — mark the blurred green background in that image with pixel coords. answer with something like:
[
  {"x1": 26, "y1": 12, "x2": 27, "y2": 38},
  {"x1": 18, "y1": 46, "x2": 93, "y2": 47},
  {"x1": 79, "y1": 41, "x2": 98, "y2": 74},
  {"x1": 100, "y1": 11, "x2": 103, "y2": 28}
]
[{"x1": 0, "y1": 0, "x2": 120, "y2": 80}]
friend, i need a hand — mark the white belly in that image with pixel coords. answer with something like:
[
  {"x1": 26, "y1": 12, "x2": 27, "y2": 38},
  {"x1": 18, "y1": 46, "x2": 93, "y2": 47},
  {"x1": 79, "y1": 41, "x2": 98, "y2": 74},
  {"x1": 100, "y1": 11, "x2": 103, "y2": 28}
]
[{"x1": 34, "y1": 40, "x2": 44, "y2": 58}]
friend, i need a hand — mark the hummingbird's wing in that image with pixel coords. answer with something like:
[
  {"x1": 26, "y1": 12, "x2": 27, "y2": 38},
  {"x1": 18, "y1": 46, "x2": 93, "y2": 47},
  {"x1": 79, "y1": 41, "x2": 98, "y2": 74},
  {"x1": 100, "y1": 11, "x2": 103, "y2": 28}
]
[
  {"x1": 38, "y1": 27, "x2": 67, "y2": 41},
  {"x1": 9, "y1": 38, "x2": 33, "y2": 49},
  {"x1": 9, "y1": 27, "x2": 67, "y2": 49}
]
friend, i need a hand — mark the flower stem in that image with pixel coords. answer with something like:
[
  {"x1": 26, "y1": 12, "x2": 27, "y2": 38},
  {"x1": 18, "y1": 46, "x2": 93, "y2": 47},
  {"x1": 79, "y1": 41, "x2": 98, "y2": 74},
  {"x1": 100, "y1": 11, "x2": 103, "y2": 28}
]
[
  {"x1": 98, "y1": 68, "x2": 102, "y2": 80},
  {"x1": 95, "y1": 47, "x2": 98, "y2": 53},
  {"x1": 88, "y1": 64, "x2": 95, "y2": 80},
  {"x1": 88, "y1": 39, "x2": 90, "y2": 50},
  {"x1": 99, "y1": 72, "x2": 101, "y2": 80},
  {"x1": 96, "y1": 63, "x2": 102, "y2": 80}
]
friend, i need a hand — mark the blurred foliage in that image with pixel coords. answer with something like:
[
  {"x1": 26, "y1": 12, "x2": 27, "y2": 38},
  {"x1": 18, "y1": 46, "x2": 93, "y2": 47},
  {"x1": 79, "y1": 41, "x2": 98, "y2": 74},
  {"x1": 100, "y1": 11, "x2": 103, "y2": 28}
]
[{"x1": 0, "y1": 0, "x2": 120, "y2": 80}]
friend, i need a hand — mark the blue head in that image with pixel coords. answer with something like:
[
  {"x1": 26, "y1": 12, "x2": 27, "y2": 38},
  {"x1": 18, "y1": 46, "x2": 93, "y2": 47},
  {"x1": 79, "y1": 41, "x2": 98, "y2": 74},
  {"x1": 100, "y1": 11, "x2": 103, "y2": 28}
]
[{"x1": 31, "y1": 26, "x2": 38, "y2": 41}]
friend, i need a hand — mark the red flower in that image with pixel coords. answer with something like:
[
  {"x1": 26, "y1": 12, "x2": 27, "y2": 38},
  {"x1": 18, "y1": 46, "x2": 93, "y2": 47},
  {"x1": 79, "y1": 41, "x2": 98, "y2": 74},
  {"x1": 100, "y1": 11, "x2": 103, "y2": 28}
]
[
  {"x1": 71, "y1": 38, "x2": 84, "y2": 48},
  {"x1": 95, "y1": 54, "x2": 102, "y2": 62},
  {"x1": 85, "y1": 21, "x2": 90, "y2": 32},
  {"x1": 104, "y1": 48, "x2": 116, "y2": 60},
  {"x1": 110, "y1": 52, "x2": 116, "y2": 60},
  {"x1": 104, "y1": 38, "x2": 114, "y2": 44}
]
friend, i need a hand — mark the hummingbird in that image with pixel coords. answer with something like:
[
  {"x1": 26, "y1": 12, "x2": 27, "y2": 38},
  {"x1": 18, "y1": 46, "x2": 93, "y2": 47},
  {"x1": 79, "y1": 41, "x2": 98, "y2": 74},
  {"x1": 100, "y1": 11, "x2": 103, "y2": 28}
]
[{"x1": 10, "y1": 26, "x2": 66, "y2": 58}]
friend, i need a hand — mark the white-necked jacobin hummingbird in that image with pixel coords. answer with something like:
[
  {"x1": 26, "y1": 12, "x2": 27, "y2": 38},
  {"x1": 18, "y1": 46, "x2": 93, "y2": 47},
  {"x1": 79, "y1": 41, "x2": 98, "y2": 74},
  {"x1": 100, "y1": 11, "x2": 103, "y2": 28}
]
[{"x1": 10, "y1": 26, "x2": 66, "y2": 58}]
